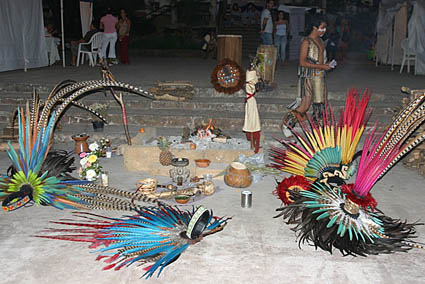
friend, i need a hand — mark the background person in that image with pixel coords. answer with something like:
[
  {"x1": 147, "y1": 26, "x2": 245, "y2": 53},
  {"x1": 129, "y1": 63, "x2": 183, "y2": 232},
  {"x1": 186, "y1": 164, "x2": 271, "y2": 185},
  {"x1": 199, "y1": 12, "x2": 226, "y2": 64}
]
[
  {"x1": 275, "y1": 11, "x2": 289, "y2": 64},
  {"x1": 100, "y1": 8, "x2": 118, "y2": 65},
  {"x1": 326, "y1": 23, "x2": 340, "y2": 61},
  {"x1": 118, "y1": 9, "x2": 131, "y2": 64},
  {"x1": 70, "y1": 22, "x2": 99, "y2": 66},
  {"x1": 260, "y1": 0, "x2": 274, "y2": 45},
  {"x1": 282, "y1": 16, "x2": 333, "y2": 132}
]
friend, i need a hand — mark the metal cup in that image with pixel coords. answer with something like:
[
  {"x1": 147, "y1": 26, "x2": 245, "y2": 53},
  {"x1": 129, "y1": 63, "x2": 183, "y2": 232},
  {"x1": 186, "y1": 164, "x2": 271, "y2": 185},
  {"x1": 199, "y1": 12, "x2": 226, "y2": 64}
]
[{"x1": 241, "y1": 190, "x2": 252, "y2": 208}]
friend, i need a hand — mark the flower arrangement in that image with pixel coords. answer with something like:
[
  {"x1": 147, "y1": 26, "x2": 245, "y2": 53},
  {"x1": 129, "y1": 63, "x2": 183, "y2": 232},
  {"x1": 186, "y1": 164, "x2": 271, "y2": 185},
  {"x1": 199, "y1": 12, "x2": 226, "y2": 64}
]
[
  {"x1": 79, "y1": 142, "x2": 103, "y2": 181},
  {"x1": 90, "y1": 103, "x2": 109, "y2": 121}
]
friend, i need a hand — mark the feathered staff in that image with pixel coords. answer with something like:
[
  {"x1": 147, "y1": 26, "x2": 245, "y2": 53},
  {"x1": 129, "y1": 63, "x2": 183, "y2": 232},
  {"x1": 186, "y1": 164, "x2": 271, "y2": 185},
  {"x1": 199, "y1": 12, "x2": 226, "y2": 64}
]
[{"x1": 36, "y1": 206, "x2": 230, "y2": 279}]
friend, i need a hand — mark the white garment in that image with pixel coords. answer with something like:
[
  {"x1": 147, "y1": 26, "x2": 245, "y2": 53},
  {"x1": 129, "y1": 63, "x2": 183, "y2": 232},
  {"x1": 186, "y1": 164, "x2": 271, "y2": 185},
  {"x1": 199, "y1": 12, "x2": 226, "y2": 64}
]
[
  {"x1": 260, "y1": 9, "x2": 273, "y2": 33},
  {"x1": 100, "y1": 32, "x2": 117, "y2": 59},
  {"x1": 45, "y1": 37, "x2": 60, "y2": 65},
  {"x1": 243, "y1": 70, "x2": 261, "y2": 132},
  {"x1": 276, "y1": 23, "x2": 287, "y2": 36}
]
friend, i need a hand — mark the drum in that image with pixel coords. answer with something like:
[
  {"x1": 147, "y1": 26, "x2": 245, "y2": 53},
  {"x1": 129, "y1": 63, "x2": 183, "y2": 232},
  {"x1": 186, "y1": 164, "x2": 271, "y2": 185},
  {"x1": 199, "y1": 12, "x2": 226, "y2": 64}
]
[
  {"x1": 217, "y1": 35, "x2": 242, "y2": 66},
  {"x1": 256, "y1": 45, "x2": 277, "y2": 83},
  {"x1": 224, "y1": 162, "x2": 253, "y2": 188}
]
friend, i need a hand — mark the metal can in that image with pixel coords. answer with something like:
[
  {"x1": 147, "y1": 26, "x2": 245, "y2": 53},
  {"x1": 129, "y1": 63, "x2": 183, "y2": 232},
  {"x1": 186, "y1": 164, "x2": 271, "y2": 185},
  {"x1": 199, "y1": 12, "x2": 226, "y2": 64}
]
[{"x1": 241, "y1": 190, "x2": 252, "y2": 208}]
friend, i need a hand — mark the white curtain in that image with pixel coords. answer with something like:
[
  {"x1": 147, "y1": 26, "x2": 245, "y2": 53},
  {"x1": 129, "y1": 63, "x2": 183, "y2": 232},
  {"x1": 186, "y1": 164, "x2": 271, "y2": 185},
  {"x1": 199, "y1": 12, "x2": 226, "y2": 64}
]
[
  {"x1": 408, "y1": 1, "x2": 425, "y2": 75},
  {"x1": 375, "y1": 1, "x2": 407, "y2": 65},
  {"x1": 0, "y1": 0, "x2": 48, "y2": 72},
  {"x1": 80, "y1": 0, "x2": 93, "y2": 38}
]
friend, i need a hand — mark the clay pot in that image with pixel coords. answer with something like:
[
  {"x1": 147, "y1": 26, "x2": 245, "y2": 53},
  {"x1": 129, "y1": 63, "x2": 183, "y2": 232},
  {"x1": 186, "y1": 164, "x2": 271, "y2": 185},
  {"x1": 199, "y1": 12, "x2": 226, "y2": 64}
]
[
  {"x1": 190, "y1": 143, "x2": 197, "y2": 150},
  {"x1": 224, "y1": 162, "x2": 252, "y2": 188},
  {"x1": 195, "y1": 159, "x2": 210, "y2": 168},
  {"x1": 72, "y1": 134, "x2": 90, "y2": 155}
]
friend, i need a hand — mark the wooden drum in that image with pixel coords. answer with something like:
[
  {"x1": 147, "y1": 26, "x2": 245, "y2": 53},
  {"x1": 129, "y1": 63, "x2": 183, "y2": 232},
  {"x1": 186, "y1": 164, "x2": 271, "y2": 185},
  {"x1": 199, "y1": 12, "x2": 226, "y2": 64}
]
[
  {"x1": 217, "y1": 35, "x2": 242, "y2": 66},
  {"x1": 256, "y1": 45, "x2": 277, "y2": 83},
  {"x1": 224, "y1": 162, "x2": 253, "y2": 188}
]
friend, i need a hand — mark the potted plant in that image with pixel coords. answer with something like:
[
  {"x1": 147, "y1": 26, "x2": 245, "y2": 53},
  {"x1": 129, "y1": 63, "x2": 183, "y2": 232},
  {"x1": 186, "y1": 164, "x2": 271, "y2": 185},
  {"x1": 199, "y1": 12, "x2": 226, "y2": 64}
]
[{"x1": 89, "y1": 103, "x2": 109, "y2": 132}]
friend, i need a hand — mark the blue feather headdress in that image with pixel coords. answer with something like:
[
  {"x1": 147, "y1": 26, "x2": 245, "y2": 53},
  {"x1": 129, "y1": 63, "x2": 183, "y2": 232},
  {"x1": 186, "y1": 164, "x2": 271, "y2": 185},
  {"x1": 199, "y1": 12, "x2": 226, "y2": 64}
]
[{"x1": 36, "y1": 206, "x2": 230, "y2": 278}]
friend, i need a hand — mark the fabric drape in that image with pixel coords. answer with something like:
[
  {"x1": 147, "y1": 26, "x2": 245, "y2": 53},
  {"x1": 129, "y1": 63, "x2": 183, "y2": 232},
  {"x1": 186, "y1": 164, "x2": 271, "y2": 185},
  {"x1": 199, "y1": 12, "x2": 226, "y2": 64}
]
[{"x1": 0, "y1": 0, "x2": 48, "y2": 72}]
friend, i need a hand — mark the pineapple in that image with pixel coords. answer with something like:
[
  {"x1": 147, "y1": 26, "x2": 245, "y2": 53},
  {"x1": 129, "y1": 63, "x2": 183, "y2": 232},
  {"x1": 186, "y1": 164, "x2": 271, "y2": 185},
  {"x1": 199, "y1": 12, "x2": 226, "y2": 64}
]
[{"x1": 157, "y1": 136, "x2": 173, "y2": 166}]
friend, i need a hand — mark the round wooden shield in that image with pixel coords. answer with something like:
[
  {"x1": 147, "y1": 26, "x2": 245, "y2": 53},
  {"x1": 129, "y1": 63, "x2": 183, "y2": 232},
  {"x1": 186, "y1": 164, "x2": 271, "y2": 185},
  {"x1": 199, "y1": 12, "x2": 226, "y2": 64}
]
[{"x1": 211, "y1": 58, "x2": 245, "y2": 94}]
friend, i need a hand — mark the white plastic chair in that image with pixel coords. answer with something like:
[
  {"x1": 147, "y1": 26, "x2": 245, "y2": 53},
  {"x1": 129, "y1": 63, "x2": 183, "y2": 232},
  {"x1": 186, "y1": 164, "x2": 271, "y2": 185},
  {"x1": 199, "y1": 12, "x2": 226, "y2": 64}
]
[
  {"x1": 399, "y1": 38, "x2": 417, "y2": 75},
  {"x1": 76, "y1": 32, "x2": 104, "y2": 67}
]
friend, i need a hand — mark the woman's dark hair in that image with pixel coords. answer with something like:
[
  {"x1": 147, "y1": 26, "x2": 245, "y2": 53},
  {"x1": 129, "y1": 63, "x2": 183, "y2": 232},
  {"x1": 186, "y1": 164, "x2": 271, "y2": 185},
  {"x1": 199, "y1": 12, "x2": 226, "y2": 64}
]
[
  {"x1": 275, "y1": 10, "x2": 284, "y2": 21},
  {"x1": 306, "y1": 14, "x2": 327, "y2": 35},
  {"x1": 91, "y1": 21, "x2": 98, "y2": 30},
  {"x1": 104, "y1": 7, "x2": 112, "y2": 16}
]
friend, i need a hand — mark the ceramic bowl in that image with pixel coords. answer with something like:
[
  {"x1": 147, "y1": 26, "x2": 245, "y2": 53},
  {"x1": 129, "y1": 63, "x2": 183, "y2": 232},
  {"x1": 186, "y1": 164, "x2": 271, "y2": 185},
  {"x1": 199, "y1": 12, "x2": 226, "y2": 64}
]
[
  {"x1": 175, "y1": 195, "x2": 190, "y2": 204},
  {"x1": 195, "y1": 159, "x2": 211, "y2": 168}
]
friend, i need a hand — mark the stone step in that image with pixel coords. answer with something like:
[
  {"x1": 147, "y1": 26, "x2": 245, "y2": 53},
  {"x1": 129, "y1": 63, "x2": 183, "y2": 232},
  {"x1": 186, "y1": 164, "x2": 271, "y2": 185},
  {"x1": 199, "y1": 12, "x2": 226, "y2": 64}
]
[
  {"x1": 0, "y1": 83, "x2": 399, "y2": 137},
  {"x1": 0, "y1": 94, "x2": 397, "y2": 122},
  {"x1": 0, "y1": 86, "x2": 406, "y2": 102},
  {"x1": 57, "y1": 108, "x2": 394, "y2": 133}
]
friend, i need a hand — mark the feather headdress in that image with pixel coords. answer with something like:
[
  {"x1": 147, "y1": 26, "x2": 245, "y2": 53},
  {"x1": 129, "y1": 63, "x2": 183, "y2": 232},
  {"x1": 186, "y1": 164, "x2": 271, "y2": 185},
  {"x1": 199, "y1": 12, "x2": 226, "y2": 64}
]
[
  {"x1": 270, "y1": 89, "x2": 371, "y2": 183},
  {"x1": 353, "y1": 91, "x2": 425, "y2": 198},
  {"x1": 1, "y1": 80, "x2": 158, "y2": 212},
  {"x1": 273, "y1": 89, "x2": 425, "y2": 255},
  {"x1": 36, "y1": 206, "x2": 230, "y2": 278},
  {"x1": 0, "y1": 103, "x2": 90, "y2": 211}
]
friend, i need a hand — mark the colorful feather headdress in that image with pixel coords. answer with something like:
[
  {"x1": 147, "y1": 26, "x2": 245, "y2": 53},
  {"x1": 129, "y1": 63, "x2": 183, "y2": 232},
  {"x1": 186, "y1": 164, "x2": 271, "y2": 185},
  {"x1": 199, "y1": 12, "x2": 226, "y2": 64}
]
[
  {"x1": 36, "y1": 206, "x2": 230, "y2": 278},
  {"x1": 1, "y1": 81, "x2": 157, "y2": 212},
  {"x1": 0, "y1": 102, "x2": 90, "y2": 211},
  {"x1": 352, "y1": 91, "x2": 425, "y2": 198},
  {"x1": 273, "y1": 88, "x2": 425, "y2": 256},
  {"x1": 270, "y1": 88, "x2": 371, "y2": 182}
]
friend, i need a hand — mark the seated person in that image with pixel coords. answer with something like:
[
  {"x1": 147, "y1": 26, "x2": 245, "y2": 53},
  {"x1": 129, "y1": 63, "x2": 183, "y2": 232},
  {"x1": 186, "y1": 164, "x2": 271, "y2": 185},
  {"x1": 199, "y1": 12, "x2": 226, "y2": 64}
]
[
  {"x1": 44, "y1": 23, "x2": 59, "y2": 38},
  {"x1": 70, "y1": 22, "x2": 99, "y2": 66},
  {"x1": 44, "y1": 22, "x2": 61, "y2": 65},
  {"x1": 202, "y1": 31, "x2": 217, "y2": 59}
]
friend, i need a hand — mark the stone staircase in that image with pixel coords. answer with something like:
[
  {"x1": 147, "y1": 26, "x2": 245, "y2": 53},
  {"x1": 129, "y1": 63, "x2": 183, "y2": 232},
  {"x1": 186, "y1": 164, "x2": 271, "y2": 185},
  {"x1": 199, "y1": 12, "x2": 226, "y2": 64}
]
[{"x1": 0, "y1": 82, "x2": 398, "y2": 145}]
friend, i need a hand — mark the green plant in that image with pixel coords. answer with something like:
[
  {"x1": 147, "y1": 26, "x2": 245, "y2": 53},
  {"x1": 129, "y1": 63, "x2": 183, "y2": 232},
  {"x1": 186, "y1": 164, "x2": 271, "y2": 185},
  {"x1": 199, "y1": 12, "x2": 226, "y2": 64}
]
[{"x1": 90, "y1": 103, "x2": 109, "y2": 119}]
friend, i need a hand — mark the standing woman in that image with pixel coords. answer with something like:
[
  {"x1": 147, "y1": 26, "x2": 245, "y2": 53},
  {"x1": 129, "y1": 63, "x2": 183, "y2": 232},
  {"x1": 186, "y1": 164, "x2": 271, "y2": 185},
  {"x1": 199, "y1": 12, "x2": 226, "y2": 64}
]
[
  {"x1": 275, "y1": 11, "x2": 289, "y2": 65},
  {"x1": 118, "y1": 9, "x2": 131, "y2": 64},
  {"x1": 100, "y1": 8, "x2": 118, "y2": 65}
]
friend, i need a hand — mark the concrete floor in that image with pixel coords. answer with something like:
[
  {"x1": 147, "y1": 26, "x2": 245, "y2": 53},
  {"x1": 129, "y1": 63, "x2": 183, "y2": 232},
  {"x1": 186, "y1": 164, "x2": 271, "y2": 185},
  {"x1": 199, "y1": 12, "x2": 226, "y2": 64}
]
[
  {"x1": 0, "y1": 53, "x2": 425, "y2": 284},
  {"x1": 0, "y1": 143, "x2": 425, "y2": 284},
  {"x1": 0, "y1": 52, "x2": 424, "y2": 94}
]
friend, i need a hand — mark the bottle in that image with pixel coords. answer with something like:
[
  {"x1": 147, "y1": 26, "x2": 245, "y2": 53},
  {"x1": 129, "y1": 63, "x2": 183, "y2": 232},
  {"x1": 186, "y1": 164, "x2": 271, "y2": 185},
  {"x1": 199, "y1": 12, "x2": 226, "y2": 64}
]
[
  {"x1": 106, "y1": 146, "x2": 112, "y2": 158},
  {"x1": 102, "y1": 171, "x2": 109, "y2": 186}
]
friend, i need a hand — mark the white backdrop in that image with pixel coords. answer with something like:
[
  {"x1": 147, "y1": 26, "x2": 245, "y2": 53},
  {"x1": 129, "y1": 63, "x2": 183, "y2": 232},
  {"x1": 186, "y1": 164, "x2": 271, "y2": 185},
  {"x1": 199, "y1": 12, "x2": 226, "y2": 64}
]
[
  {"x1": 0, "y1": 0, "x2": 48, "y2": 72},
  {"x1": 80, "y1": 0, "x2": 93, "y2": 38},
  {"x1": 408, "y1": 1, "x2": 425, "y2": 75}
]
